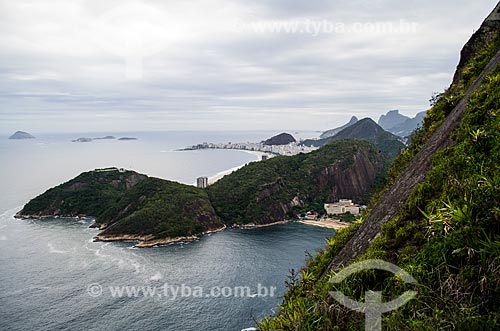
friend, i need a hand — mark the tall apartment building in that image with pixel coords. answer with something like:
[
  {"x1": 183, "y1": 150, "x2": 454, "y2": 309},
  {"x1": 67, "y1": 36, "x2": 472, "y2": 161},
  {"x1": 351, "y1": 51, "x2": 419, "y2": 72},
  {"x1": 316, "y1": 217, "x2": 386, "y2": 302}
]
[{"x1": 197, "y1": 176, "x2": 208, "y2": 188}]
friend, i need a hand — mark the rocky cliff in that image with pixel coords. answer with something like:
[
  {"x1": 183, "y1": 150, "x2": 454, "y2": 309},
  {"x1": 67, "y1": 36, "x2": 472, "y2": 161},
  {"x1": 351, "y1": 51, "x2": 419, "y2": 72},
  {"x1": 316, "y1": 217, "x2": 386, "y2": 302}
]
[
  {"x1": 259, "y1": 3, "x2": 500, "y2": 329},
  {"x1": 207, "y1": 140, "x2": 388, "y2": 225},
  {"x1": 326, "y1": 47, "x2": 500, "y2": 272},
  {"x1": 315, "y1": 148, "x2": 383, "y2": 202}
]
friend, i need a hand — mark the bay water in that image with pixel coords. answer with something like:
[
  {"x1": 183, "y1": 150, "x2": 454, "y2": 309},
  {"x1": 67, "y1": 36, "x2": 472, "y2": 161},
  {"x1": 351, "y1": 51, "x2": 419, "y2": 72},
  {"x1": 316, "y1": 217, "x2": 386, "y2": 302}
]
[{"x1": 0, "y1": 131, "x2": 333, "y2": 331}]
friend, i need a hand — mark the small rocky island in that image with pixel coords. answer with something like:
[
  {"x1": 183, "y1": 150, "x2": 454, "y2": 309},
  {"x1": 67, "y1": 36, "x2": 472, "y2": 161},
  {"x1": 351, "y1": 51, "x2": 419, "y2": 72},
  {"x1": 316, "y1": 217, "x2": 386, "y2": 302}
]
[
  {"x1": 9, "y1": 131, "x2": 35, "y2": 140},
  {"x1": 72, "y1": 137, "x2": 93, "y2": 143},
  {"x1": 72, "y1": 136, "x2": 136, "y2": 142}
]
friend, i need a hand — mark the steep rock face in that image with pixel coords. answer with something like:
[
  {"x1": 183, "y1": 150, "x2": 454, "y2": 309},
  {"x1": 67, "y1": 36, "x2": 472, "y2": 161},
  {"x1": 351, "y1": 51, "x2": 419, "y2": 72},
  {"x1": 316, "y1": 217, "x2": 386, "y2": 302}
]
[
  {"x1": 208, "y1": 140, "x2": 387, "y2": 225},
  {"x1": 326, "y1": 31, "x2": 500, "y2": 274},
  {"x1": 325, "y1": 12, "x2": 500, "y2": 272},
  {"x1": 259, "y1": 5, "x2": 500, "y2": 329},
  {"x1": 281, "y1": 150, "x2": 381, "y2": 223},
  {"x1": 316, "y1": 149, "x2": 381, "y2": 202},
  {"x1": 452, "y1": 3, "x2": 500, "y2": 88}
]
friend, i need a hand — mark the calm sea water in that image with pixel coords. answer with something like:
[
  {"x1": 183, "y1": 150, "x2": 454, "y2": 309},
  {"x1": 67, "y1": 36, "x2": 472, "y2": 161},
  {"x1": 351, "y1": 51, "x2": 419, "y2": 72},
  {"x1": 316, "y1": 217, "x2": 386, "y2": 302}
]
[{"x1": 0, "y1": 131, "x2": 333, "y2": 331}]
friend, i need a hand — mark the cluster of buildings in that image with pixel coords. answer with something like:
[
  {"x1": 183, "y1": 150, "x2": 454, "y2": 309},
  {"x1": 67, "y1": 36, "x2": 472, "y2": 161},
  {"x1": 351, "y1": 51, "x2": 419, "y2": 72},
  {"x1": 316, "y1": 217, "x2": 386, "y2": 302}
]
[
  {"x1": 190, "y1": 139, "x2": 318, "y2": 186},
  {"x1": 93, "y1": 167, "x2": 126, "y2": 173},
  {"x1": 297, "y1": 199, "x2": 363, "y2": 222},
  {"x1": 324, "y1": 199, "x2": 362, "y2": 216},
  {"x1": 185, "y1": 141, "x2": 317, "y2": 156}
]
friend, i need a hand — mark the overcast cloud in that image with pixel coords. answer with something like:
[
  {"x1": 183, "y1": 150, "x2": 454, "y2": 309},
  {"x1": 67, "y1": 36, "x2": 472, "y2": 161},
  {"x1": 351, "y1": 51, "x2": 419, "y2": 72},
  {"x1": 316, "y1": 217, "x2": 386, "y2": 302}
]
[{"x1": 0, "y1": 0, "x2": 498, "y2": 133}]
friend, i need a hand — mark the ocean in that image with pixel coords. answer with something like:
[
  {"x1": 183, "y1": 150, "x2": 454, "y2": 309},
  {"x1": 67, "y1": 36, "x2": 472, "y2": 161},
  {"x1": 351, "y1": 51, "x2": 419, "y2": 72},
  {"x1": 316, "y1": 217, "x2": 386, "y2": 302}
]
[{"x1": 0, "y1": 131, "x2": 334, "y2": 331}]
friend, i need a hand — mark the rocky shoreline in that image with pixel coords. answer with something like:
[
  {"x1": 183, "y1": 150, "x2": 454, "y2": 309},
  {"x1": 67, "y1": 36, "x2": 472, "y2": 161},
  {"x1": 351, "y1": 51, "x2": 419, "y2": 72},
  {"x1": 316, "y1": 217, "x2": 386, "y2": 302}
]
[
  {"x1": 232, "y1": 220, "x2": 290, "y2": 229},
  {"x1": 94, "y1": 225, "x2": 228, "y2": 248},
  {"x1": 15, "y1": 211, "x2": 338, "y2": 248},
  {"x1": 93, "y1": 220, "x2": 312, "y2": 247}
]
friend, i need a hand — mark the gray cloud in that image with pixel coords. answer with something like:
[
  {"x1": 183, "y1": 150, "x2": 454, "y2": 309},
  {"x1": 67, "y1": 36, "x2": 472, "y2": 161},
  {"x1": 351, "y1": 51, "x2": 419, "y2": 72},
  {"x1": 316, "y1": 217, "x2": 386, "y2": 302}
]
[{"x1": 0, "y1": 0, "x2": 498, "y2": 133}]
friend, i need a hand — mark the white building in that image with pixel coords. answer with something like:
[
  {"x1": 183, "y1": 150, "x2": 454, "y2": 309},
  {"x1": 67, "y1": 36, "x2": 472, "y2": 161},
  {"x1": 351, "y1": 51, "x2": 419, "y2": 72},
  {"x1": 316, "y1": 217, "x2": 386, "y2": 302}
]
[{"x1": 324, "y1": 199, "x2": 360, "y2": 215}]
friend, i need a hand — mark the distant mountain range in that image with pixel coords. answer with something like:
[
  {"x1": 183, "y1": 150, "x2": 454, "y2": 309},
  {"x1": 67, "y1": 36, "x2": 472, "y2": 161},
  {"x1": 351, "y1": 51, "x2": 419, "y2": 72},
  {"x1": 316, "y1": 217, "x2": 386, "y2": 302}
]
[
  {"x1": 302, "y1": 118, "x2": 405, "y2": 160},
  {"x1": 378, "y1": 109, "x2": 409, "y2": 130},
  {"x1": 377, "y1": 109, "x2": 427, "y2": 137},
  {"x1": 319, "y1": 110, "x2": 426, "y2": 140}
]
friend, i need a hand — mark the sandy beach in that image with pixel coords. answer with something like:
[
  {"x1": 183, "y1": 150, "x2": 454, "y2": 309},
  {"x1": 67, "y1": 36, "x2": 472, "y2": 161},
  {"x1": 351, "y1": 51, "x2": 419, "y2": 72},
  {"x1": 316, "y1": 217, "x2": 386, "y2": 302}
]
[
  {"x1": 207, "y1": 150, "x2": 269, "y2": 184},
  {"x1": 297, "y1": 218, "x2": 351, "y2": 230}
]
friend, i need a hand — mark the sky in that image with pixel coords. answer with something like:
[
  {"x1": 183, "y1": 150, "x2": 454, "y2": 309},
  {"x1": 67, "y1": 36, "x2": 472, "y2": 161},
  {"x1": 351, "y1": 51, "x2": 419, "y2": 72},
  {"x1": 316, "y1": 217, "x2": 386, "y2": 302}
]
[{"x1": 0, "y1": 0, "x2": 498, "y2": 134}]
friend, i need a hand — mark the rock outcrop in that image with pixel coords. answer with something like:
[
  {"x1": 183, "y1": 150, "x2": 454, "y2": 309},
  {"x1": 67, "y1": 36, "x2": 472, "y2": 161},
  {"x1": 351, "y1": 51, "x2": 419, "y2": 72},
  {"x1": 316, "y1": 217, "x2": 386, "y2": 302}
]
[
  {"x1": 259, "y1": 4, "x2": 500, "y2": 328},
  {"x1": 9, "y1": 131, "x2": 35, "y2": 139},
  {"x1": 263, "y1": 133, "x2": 296, "y2": 146},
  {"x1": 208, "y1": 140, "x2": 388, "y2": 226}
]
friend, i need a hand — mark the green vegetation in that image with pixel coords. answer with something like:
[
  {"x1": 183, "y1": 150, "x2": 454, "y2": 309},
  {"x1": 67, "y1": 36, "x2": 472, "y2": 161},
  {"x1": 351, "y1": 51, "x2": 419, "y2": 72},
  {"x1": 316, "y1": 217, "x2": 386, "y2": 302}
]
[
  {"x1": 258, "y1": 15, "x2": 500, "y2": 330},
  {"x1": 19, "y1": 169, "x2": 146, "y2": 217},
  {"x1": 98, "y1": 177, "x2": 223, "y2": 239},
  {"x1": 18, "y1": 136, "x2": 391, "y2": 242},
  {"x1": 207, "y1": 140, "x2": 389, "y2": 225},
  {"x1": 336, "y1": 212, "x2": 356, "y2": 223},
  {"x1": 18, "y1": 168, "x2": 223, "y2": 239},
  {"x1": 301, "y1": 118, "x2": 405, "y2": 160}
]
